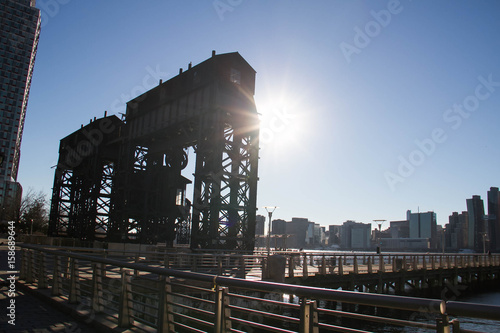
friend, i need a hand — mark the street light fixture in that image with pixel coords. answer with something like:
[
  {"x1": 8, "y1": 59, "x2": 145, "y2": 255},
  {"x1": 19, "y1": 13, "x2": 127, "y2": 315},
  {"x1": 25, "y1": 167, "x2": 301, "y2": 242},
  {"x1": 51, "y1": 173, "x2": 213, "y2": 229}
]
[{"x1": 264, "y1": 206, "x2": 278, "y2": 256}]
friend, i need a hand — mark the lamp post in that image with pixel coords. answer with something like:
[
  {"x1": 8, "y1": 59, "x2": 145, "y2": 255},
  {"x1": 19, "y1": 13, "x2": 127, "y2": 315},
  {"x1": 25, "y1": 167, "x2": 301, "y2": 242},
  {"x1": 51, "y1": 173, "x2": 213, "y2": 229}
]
[
  {"x1": 373, "y1": 220, "x2": 386, "y2": 253},
  {"x1": 264, "y1": 206, "x2": 278, "y2": 256}
]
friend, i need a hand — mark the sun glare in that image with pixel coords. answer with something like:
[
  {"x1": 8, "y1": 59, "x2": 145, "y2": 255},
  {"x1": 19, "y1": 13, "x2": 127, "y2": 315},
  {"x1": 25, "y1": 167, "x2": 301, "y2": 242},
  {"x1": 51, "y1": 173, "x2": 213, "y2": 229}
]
[{"x1": 257, "y1": 98, "x2": 306, "y2": 152}]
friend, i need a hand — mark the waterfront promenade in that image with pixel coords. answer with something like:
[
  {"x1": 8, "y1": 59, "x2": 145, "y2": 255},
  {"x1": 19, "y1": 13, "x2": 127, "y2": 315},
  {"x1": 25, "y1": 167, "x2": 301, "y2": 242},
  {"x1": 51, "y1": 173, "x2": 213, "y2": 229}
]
[{"x1": 10, "y1": 241, "x2": 500, "y2": 332}]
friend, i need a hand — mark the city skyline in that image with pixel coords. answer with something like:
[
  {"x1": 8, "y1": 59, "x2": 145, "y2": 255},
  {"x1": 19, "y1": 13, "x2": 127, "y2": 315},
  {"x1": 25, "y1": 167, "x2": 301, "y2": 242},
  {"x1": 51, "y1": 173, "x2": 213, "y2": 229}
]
[{"x1": 15, "y1": 1, "x2": 500, "y2": 228}]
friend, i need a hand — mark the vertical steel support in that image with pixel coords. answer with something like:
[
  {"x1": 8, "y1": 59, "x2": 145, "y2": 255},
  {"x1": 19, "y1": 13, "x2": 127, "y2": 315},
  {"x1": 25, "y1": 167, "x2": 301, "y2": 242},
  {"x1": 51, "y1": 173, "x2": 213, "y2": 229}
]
[
  {"x1": 26, "y1": 250, "x2": 33, "y2": 283},
  {"x1": 436, "y1": 315, "x2": 450, "y2": 333},
  {"x1": 158, "y1": 276, "x2": 175, "y2": 333},
  {"x1": 214, "y1": 287, "x2": 231, "y2": 333},
  {"x1": 353, "y1": 256, "x2": 358, "y2": 274},
  {"x1": 19, "y1": 249, "x2": 27, "y2": 280},
  {"x1": 367, "y1": 256, "x2": 373, "y2": 274},
  {"x1": 38, "y1": 252, "x2": 48, "y2": 289},
  {"x1": 92, "y1": 263, "x2": 103, "y2": 313},
  {"x1": 118, "y1": 269, "x2": 133, "y2": 328},
  {"x1": 338, "y1": 257, "x2": 343, "y2": 275},
  {"x1": 299, "y1": 298, "x2": 319, "y2": 333},
  {"x1": 52, "y1": 255, "x2": 61, "y2": 296},
  {"x1": 69, "y1": 258, "x2": 80, "y2": 303}
]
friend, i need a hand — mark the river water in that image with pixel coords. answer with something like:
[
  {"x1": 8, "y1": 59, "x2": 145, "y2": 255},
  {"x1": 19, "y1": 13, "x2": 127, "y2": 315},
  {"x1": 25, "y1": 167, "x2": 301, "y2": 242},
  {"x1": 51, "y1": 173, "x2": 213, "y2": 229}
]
[{"x1": 451, "y1": 289, "x2": 500, "y2": 333}]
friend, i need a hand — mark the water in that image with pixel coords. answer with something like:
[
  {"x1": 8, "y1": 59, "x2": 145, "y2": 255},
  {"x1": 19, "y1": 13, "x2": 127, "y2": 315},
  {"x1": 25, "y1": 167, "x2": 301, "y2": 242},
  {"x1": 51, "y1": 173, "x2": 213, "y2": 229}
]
[{"x1": 452, "y1": 289, "x2": 500, "y2": 333}]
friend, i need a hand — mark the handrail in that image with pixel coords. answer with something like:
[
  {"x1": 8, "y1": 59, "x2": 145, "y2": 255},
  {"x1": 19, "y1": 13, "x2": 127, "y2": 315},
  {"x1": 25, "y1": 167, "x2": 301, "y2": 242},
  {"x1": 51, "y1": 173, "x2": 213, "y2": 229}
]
[
  {"x1": 19, "y1": 244, "x2": 498, "y2": 317},
  {"x1": 17, "y1": 243, "x2": 500, "y2": 332}
]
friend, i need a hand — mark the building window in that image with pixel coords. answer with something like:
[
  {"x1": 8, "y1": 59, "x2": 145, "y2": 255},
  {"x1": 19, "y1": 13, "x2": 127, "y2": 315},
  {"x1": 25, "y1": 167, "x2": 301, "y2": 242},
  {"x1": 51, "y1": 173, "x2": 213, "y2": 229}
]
[{"x1": 230, "y1": 68, "x2": 241, "y2": 85}]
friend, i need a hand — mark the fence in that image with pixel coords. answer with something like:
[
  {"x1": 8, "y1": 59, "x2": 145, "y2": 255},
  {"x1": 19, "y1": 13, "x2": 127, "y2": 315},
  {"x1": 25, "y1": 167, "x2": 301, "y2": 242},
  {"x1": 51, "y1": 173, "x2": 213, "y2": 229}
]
[{"x1": 19, "y1": 244, "x2": 500, "y2": 333}]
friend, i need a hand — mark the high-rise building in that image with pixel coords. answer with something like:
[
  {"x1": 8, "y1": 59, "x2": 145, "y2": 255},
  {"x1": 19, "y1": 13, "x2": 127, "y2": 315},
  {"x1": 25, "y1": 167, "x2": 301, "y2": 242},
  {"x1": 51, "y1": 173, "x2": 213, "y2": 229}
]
[
  {"x1": 487, "y1": 187, "x2": 500, "y2": 251},
  {"x1": 0, "y1": 0, "x2": 41, "y2": 220},
  {"x1": 466, "y1": 195, "x2": 486, "y2": 252},
  {"x1": 408, "y1": 211, "x2": 437, "y2": 249},
  {"x1": 446, "y1": 211, "x2": 469, "y2": 250},
  {"x1": 340, "y1": 220, "x2": 371, "y2": 250}
]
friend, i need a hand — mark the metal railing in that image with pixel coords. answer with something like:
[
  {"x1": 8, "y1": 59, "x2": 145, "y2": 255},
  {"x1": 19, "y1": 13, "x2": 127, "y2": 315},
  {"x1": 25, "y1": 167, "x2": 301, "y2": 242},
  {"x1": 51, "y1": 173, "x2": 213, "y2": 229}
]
[
  {"x1": 21, "y1": 243, "x2": 500, "y2": 279},
  {"x1": 18, "y1": 244, "x2": 500, "y2": 333}
]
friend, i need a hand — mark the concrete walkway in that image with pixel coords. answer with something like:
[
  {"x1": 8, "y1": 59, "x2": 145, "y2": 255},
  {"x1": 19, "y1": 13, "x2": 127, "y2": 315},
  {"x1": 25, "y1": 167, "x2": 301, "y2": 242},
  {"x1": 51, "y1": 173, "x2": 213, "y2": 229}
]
[{"x1": 0, "y1": 281, "x2": 95, "y2": 333}]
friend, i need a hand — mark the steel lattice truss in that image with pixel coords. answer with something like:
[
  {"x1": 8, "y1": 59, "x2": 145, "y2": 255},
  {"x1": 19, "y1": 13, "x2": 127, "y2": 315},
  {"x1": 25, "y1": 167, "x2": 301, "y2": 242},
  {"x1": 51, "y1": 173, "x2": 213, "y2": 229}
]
[{"x1": 48, "y1": 52, "x2": 259, "y2": 251}]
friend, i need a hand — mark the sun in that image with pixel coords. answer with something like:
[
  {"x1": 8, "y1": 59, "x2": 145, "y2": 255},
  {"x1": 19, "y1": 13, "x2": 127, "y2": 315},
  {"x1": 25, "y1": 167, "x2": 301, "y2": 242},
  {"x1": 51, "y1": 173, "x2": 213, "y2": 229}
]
[{"x1": 257, "y1": 98, "x2": 306, "y2": 153}]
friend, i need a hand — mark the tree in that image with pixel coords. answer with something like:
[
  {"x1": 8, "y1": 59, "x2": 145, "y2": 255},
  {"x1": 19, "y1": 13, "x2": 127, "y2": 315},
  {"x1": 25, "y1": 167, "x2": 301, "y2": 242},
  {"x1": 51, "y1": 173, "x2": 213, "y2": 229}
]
[{"x1": 18, "y1": 188, "x2": 49, "y2": 234}]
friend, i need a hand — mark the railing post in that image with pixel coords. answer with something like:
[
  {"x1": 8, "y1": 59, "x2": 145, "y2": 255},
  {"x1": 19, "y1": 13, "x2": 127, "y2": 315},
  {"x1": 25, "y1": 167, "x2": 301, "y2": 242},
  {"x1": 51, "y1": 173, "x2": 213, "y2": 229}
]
[
  {"x1": 451, "y1": 319, "x2": 460, "y2": 332},
  {"x1": 379, "y1": 254, "x2": 385, "y2": 273},
  {"x1": 303, "y1": 254, "x2": 308, "y2": 277},
  {"x1": 319, "y1": 255, "x2": 326, "y2": 275},
  {"x1": 38, "y1": 251, "x2": 48, "y2": 289},
  {"x1": 158, "y1": 275, "x2": 175, "y2": 333},
  {"x1": 52, "y1": 255, "x2": 61, "y2": 296},
  {"x1": 423, "y1": 255, "x2": 427, "y2": 270},
  {"x1": 163, "y1": 253, "x2": 170, "y2": 269},
  {"x1": 436, "y1": 314, "x2": 450, "y2": 333},
  {"x1": 367, "y1": 256, "x2": 373, "y2": 274},
  {"x1": 92, "y1": 263, "x2": 103, "y2": 313},
  {"x1": 288, "y1": 255, "x2": 295, "y2": 278},
  {"x1": 214, "y1": 286, "x2": 231, "y2": 333},
  {"x1": 69, "y1": 258, "x2": 80, "y2": 304},
  {"x1": 19, "y1": 249, "x2": 27, "y2": 280},
  {"x1": 299, "y1": 298, "x2": 318, "y2": 333},
  {"x1": 238, "y1": 256, "x2": 246, "y2": 278},
  {"x1": 338, "y1": 256, "x2": 343, "y2": 275},
  {"x1": 26, "y1": 250, "x2": 33, "y2": 283},
  {"x1": 432, "y1": 256, "x2": 436, "y2": 270},
  {"x1": 118, "y1": 269, "x2": 133, "y2": 328},
  {"x1": 353, "y1": 256, "x2": 358, "y2": 274},
  {"x1": 134, "y1": 254, "x2": 140, "y2": 276}
]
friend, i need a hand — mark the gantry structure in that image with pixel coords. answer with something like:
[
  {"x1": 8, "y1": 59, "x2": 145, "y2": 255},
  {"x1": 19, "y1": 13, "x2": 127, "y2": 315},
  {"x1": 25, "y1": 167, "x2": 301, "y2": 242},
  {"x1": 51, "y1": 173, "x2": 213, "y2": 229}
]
[{"x1": 48, "y1": 52, "x2": 260, "y2": 251}]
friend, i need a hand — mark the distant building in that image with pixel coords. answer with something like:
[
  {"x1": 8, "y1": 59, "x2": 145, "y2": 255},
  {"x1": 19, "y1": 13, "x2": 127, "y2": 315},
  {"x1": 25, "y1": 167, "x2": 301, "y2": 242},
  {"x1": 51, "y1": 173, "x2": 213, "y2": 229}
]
[
  {"x1": 255, "y1": 215, "x2": 265, "y2": 236},
  {"x1": 466, "y1": 195, "x2": 486, "y2": 252},
  {"x1": 409, "y1": 211, "x2": 437, "y2": 249},
  {"x1": 445, "y1": 211, "x2": 469, "y2": 250},
  {"x1": 380, "y1": 238, "x2": 430, "y2": 251},
  {"x1": 271, "y1": 219, "x2": 286, "y2": 235},
  {"x1": 328, "y1": 225, "x2": 341, "y2": 247},
  {"x1": 487, "y1": 187, "x2": 500, "y2": 251},
  {"x1": 287, "y1": 217, "x2": 309, "y2": 249},
  {"x1": 389, "y1": 220, "x2": 409, "y2": 238},
  {"x1": 340, "y1": 221, "x2": 371, "y2": 250},
  {"x1": 0, "y1": 0, "x2": 41, "y2": 220}
]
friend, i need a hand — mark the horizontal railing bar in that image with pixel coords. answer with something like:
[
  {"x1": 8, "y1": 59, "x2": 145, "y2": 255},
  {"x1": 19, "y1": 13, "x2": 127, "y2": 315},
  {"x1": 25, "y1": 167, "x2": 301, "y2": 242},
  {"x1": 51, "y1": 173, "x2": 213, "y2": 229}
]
[
  {"x1": 228, "y1": 292, "x2": 300, "y2": 309},
  {"x1": 230, "y1": 304, "x2": 300, "y2": 323},
  {"x1": 317, "y1": 322, "x2": 373, "y2": 333},
  {"x1": 20, "y1": 244, "x2": 500, "y2": 322},
  {"x1": 319, "y1": 307, "x2": 436, "y2": 329},
  {"x1": 229, "y1": 317, "x2": 296, "y2": 333},
  {"x1": 169, "y1": 292, "x2": 214, "y2": 305},
  {"x1": 169, "y1": 281, "x2": 213, "y2": 293},
  {"x1": 170, "y1": 302, "x2": 214, "y2": 317},
  {"x1": 174, "y1": 322, "x2": 209, "y2": 333},
  {"x1": 446, "y1": 301, "x2": 500, "y2": 320},
  {"x1": 173, "y1": 312, "x2": 214, "y2": 328}
]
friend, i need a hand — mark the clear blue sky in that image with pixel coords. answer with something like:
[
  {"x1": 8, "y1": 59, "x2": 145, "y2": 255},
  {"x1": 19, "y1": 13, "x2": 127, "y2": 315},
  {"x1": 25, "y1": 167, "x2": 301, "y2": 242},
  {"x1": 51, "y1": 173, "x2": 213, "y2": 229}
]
[{"x1": 19, "y1": 1, "x2": 500, "y2": 228}]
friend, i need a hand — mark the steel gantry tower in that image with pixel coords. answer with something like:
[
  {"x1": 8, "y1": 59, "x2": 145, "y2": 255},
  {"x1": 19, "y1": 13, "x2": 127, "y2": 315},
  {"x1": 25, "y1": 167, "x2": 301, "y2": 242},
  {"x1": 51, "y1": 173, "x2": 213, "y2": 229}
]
[{"x1": 48, "y1": 52, "x2": 260, "y2": 251}]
